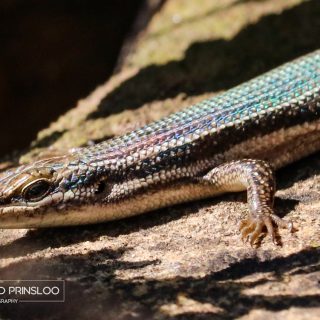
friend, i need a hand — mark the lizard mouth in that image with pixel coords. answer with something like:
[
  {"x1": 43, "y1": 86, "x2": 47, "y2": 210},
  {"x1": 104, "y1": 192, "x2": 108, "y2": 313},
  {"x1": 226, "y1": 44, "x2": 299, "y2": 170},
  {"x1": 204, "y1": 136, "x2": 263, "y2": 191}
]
[{"x1": 0, "y1": 204, "x2": 42, "y2": 228}]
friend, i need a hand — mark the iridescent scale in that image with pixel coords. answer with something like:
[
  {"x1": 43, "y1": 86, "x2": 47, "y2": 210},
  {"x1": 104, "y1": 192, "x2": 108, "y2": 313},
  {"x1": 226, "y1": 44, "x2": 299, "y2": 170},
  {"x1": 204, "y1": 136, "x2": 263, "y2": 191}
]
[{"x1": 80, "y1": 50, "x2": 320, "y2": 167}]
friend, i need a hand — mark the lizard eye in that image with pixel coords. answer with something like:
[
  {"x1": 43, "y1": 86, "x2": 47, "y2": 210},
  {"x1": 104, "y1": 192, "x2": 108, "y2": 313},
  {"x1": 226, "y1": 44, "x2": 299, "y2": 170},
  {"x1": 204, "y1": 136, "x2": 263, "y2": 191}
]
[{"x1": 22, "y1": 179, "x2": 51, "y2": 202}]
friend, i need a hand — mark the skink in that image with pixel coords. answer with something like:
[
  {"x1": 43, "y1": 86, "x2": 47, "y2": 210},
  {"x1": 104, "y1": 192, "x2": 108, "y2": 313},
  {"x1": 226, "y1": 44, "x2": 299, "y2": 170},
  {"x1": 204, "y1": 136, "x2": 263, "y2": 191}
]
[{"x1": 0, "y1": 50, "x2": 319, "y2": 246}]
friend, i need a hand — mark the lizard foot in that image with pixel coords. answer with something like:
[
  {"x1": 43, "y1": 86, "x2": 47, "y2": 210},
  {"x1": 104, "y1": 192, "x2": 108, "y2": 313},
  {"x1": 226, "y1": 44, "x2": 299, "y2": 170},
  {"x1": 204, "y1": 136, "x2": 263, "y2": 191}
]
[{"x1": 239, "y1": 210, "x2": 294, "y2": 246}]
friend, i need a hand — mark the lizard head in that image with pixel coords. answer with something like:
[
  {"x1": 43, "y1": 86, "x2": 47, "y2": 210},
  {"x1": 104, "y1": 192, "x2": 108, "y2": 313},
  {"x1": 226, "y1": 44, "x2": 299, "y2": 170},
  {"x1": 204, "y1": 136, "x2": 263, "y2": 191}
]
[{"x1": 0, "y1": 155, "x2": 109, "y2": 228}]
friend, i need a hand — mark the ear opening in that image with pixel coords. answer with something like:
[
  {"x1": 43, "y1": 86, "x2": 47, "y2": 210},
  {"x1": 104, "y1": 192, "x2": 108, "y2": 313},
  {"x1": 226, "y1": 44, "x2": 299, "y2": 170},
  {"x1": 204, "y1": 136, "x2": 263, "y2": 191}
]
[{"x1": 95, "y1": 181, "x2": 106, "y2": 195}]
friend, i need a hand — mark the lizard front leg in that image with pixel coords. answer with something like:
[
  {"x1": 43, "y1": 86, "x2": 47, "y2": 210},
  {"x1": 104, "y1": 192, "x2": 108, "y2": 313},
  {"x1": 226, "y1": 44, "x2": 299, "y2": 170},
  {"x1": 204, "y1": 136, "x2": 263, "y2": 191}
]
[{"x1": 199, "y1": 159, "x2": 293, "y2": 246}]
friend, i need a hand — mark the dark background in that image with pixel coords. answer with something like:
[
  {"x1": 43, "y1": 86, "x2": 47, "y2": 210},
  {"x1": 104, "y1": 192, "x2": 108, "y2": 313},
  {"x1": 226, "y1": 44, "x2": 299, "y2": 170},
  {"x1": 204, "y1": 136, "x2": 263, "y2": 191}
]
[{"x1": 0, "y1": 0, "x2": 143, "y2": 156}]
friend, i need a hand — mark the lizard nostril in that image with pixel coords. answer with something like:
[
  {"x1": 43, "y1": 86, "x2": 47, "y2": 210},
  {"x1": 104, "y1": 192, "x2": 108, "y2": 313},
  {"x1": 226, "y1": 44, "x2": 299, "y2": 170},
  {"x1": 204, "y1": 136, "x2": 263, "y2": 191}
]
[{"x1": 0, "y1": 197, "x2": 10, "y2": 206}]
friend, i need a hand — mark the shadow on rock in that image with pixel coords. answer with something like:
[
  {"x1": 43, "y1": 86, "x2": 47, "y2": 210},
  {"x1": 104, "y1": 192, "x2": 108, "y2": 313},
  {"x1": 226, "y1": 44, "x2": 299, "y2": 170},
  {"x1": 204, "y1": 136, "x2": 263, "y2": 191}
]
[
  {"x1": 88, "y1": 0, "x2": 320, "y2": 120},
  {"x1": 0, "y1": 247, "x2": 318, "y2": 320}
]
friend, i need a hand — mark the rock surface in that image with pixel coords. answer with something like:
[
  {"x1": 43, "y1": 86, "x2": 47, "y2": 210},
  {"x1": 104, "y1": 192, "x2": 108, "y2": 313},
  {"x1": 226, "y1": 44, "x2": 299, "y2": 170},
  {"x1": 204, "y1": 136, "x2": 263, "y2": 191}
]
[{"x1": 0, "y1": 0, "x2": 319, "y2": 319}]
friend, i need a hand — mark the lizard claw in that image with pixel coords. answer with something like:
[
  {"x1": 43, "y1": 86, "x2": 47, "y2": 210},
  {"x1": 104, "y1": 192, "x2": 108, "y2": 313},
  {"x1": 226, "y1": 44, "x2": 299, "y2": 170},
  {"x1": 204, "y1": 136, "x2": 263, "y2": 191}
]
[{"x1": 240, "y1": 220, "x2": 255, "y2": 243}]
